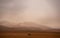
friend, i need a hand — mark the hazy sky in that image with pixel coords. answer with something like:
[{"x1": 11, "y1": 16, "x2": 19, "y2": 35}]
[{"x1": 0, "y1": 0, "x2": 60, "y2": 28}]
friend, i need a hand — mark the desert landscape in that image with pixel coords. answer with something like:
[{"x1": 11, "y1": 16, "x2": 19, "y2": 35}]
[
  {"x1": 0, "y1": 21, "x2": 60, "y2": 38},
  {"x1": 0, "y1": 0, "x2": 60, "y2": 38}
]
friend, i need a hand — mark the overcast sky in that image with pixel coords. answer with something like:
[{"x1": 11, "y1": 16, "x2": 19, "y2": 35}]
[{"x1": 0, "y1": 0, "x2": 60, "y2": 28}]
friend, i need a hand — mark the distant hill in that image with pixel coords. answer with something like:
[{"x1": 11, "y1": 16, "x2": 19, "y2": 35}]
[{"x1": 0, "y1": 22, "x2": 60, "y2": 32}]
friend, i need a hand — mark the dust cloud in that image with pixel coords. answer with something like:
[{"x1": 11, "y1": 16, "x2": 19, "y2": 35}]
[{"x1": 0, "y1": 0, "x2": 60, "y2": 29}]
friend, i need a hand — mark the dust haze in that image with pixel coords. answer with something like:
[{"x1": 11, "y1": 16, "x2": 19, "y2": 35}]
[{"x1": 0, "y1": 0, "x2": 60, "y2": 29}]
